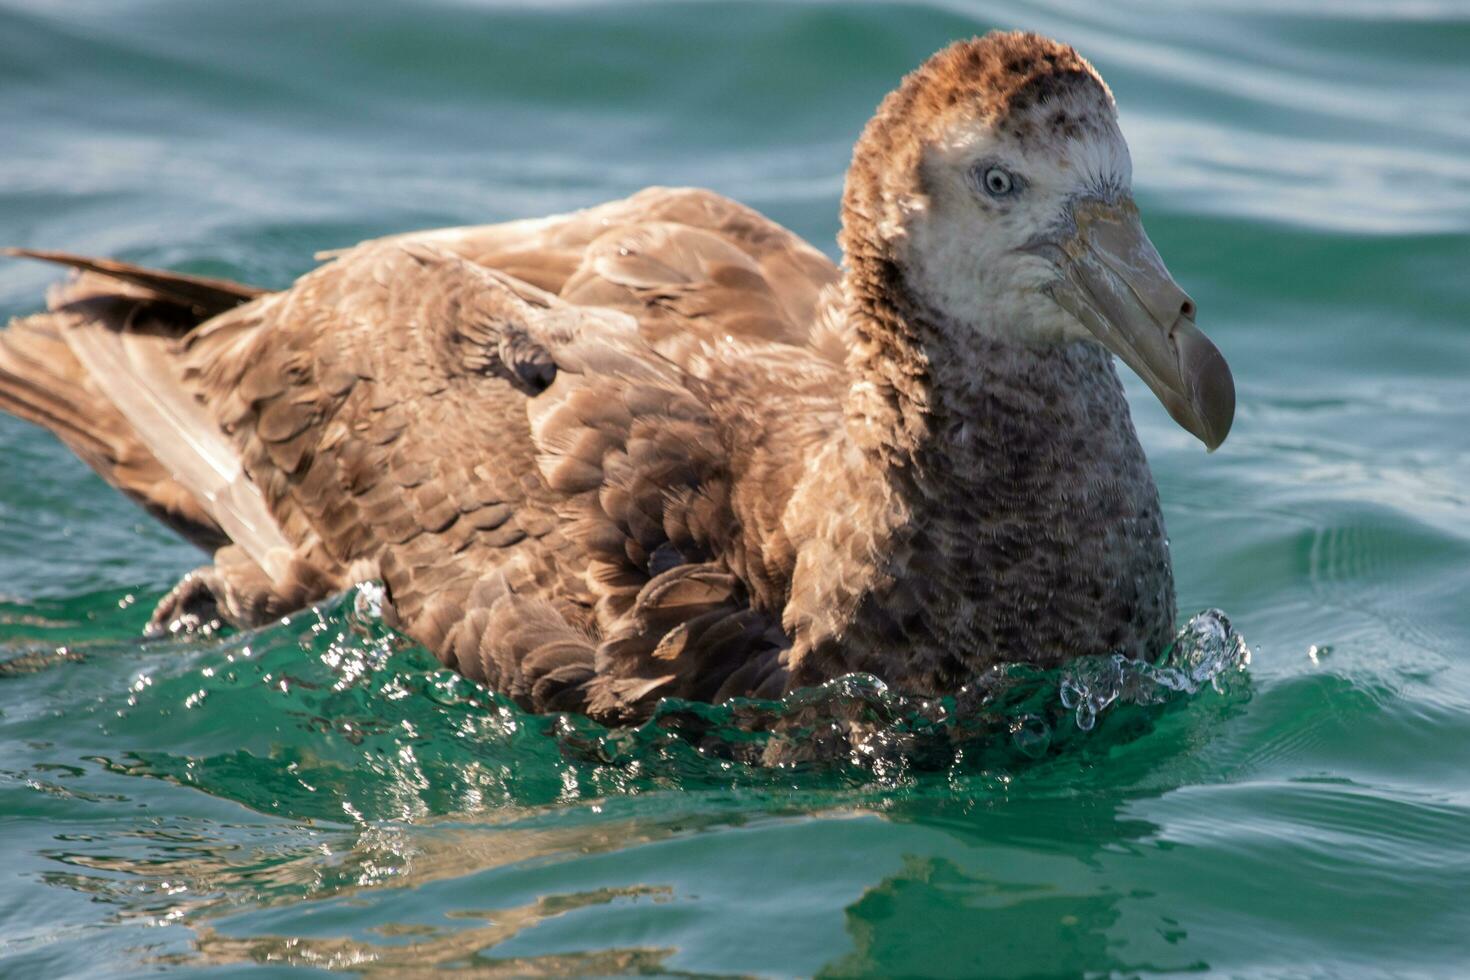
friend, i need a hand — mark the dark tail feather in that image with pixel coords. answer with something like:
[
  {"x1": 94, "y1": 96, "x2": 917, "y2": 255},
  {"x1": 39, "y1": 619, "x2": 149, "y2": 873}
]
[{"x1": 2, "y1": 247, "x2": 265, "y2": 318}]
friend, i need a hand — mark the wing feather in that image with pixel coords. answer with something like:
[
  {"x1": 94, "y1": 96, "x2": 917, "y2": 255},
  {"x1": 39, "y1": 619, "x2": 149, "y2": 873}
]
[{"x1": 3, "y1": 186, "x2": 843, "y2": 720}]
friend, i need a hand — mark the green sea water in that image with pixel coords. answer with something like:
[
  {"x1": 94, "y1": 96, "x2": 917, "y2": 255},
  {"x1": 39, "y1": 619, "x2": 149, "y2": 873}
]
[{"x1": 2, "y1": 1, "x2": 1469, "y2": 976}]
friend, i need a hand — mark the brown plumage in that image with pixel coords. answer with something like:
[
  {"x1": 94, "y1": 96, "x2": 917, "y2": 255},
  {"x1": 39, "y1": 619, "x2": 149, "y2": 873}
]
[{"x1": 0, "y1": 32, "x2": 1234, "y2": 722}]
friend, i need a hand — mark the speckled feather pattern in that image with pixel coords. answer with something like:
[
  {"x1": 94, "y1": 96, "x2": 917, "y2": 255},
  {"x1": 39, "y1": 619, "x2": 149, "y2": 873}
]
[{"x1": 786, "y1": 335, "x2": 1174, "y2": 694}]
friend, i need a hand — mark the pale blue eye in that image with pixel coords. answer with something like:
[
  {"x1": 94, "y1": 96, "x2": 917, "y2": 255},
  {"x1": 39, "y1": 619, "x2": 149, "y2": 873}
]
[{"x1": 983, "y1": 166, "x2": 1015, "y2": 197}]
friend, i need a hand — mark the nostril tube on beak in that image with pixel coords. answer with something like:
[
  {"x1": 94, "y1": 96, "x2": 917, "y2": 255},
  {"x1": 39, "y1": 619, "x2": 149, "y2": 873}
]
[{"x1": 1180, "y1": 298, "x2": 1196, "y2": 319}]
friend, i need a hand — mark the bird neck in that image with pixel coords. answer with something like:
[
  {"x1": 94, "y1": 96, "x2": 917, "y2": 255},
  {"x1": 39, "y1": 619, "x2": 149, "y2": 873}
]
[
  {"x1": 837, "y1": 248, "x2": 1155, "y2": 520},
  {"x1": 784, "y1": 252, "x2": 1175, "y2": 689},
  {"x1": 839, "y1": 251, "x2": 938, "y2": 465}
]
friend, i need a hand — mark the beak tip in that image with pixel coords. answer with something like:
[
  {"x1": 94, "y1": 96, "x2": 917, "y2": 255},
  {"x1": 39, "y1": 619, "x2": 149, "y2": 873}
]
[
  {"x1": 1176, "y1": 327, "x2": 1234, "y2": 453},
  {"x1": 1197, "y1": 359, "x2": 1235, "y2": 453}
]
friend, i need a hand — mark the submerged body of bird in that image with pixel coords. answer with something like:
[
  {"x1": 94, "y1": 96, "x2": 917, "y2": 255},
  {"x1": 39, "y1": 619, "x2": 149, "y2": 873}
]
[{"x1": 0, "y1": 31, "x2": 1232, "y2": 724}]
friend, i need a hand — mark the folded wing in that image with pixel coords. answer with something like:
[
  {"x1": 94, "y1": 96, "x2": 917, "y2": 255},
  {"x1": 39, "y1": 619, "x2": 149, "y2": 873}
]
[{"x1": 0, "y1": 187, "x2": 844, "y2": 720}]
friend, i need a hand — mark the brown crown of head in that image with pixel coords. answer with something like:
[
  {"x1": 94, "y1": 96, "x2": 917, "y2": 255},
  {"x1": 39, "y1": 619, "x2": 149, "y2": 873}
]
[{"x1": 841, "y1": 32, "x2": 1113, "y2": 258}]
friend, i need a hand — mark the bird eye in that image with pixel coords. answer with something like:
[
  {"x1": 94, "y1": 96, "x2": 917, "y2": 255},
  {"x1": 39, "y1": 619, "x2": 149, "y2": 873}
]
[{"x1": 982, "y1": 166, "x2": 1015, "y2": 197}]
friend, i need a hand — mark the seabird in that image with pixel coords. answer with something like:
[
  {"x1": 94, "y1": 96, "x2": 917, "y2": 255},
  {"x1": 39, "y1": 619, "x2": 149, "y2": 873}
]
[{"x1": 0, "y1": 32, "x2": 1233, "y2": 722}]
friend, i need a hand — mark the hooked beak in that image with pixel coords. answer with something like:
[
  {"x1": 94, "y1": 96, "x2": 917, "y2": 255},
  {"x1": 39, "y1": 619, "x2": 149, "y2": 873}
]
[{"x1": 1039, "y1": 198, "x2": 1234, "y2": 451}]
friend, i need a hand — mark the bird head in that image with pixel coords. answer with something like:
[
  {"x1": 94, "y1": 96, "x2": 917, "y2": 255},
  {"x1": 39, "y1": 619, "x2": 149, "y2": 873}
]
[{"x1": 842, "y1": 31, "x2": 1234, "y2": 450}]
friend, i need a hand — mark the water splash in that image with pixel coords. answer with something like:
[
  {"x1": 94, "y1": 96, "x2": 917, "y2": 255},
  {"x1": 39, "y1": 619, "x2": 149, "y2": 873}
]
[
  {"x1": 1060, "y1": 609, "x2": 1251, "y2": 731},
  {"x1": 581, "y1": 608, "x2": 1252, "y2": 779},
  {"x1": 75, "y1": 587, "x2": 1251, "y2": 819}
]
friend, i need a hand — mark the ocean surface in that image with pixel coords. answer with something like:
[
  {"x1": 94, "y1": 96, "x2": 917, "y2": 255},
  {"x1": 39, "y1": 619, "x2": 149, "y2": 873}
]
[{"x1": 2, "y1": 1, "x2": 1468, "y2": 976}]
